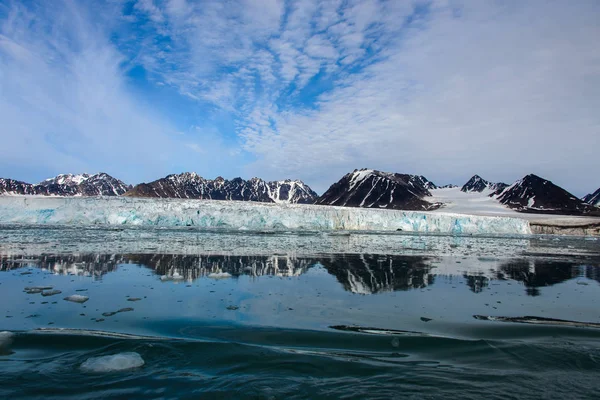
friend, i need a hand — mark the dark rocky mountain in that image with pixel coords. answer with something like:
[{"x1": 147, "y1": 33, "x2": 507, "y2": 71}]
[
  {"x1": 0, "y1": 173, "x2": 129, "y2": 196},
  {"x1": 582, "y1": 188, "x2": 600, "y2": 207},
  {"x1": 315, "y1": 169, "x2": 441, "y2": 210},
  {"x1": 438, "y1": 184, "x2": 458, "y2": 189},
  {"x1": 496, "y1": 174, "x2": 599, "y2": 215},
  {"x1": 461, "y1": 175, "x2": 508, "y2": 193},
  {"x1": 124, "y1": 173, "x2": 318, "y2": 204}
]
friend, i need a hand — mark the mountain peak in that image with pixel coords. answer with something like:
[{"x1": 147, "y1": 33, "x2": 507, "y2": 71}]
[
  {"x1": 316, "y1": 169, "x2": 440, "y2": 210},
  {"x1": 461, "y1": 175, "x2": 508, "y2": 194},
  {"x1": 497, "y1": 174, "x2": 597, "y2": 215}
]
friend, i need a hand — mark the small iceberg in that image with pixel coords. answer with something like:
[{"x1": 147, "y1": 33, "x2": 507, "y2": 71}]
[
  {"x1": 64, "y1": 295, "x2": 89, "y2": 303},
  {"x1": 41, "y1": 289, "x2": 62, "y2": 297},
  {"x1": 160, "y1": 272, "x2": 185, "y2": 281},
  {"x1": 208, "y1": 272, "x2": 232, "y2": 279},
  {"x1": 0, "y1": 331, "x2": 15, "y2": 355},
  {"x1": 80, "y1": 352, "x2": 145, "y2": 373},
  {"x1": 24, "y1": 286, "x2": 53, "y2": 294}
]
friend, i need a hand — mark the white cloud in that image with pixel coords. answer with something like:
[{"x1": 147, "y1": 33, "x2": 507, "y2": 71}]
[
  {"x1": 135, "y1": 0, "x2": 164, "y2": 23},
  {"x1": 2, "y1": 0, "x2": 598, "y2": 196},
  {"x1": 240, "y1": 1, "x2": 600, "y2": 194},
  {"x1": 0, "y1": 0, "x2": 236, "y2": 183}
]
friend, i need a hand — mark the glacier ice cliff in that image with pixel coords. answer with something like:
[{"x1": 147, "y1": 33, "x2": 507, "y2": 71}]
[{"x1": 0, "y1": 196, "x2": 532, "y2": 235}]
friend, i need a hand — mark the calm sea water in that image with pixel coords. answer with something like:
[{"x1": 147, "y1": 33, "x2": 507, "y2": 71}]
[{"x1": 1, "y1": 225, "x2": 599, "y2": 399}]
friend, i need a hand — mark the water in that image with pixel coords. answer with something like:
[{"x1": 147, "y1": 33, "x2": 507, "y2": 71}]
[{"x1": 1, "y1": 225, "x2": 599, "y2": 399}]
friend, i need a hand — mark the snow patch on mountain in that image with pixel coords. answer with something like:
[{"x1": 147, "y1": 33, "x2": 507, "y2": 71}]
[{"x1": 428, "y1": 187, "x2": 520, "y2": 217}]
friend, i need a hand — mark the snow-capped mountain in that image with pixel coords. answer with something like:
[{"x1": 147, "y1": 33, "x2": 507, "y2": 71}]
[
  {"x1": 38, "y1": 173, "x2": 130, "y2": 196},
  {"x1": 0, "y1": 178, "x2": 39, "y2": 195},
  {"x1": 124, "y1": 173, "x2": 318, "y2": 204},
  {"x1": 582, "y1": 188, "x2": 600, "y2": 207},
  {"x1": 0, "y1": 173, "x2": 129, "y2": 196},
  {"x1": 315, "y1": 169, "x2": 441, "y2": 210},
  {"x1": 496, "y1": 174, "x2": 598, "y2": 215},
  {"x1": 461, "y1": 175, "x2": 508, "y2": 193}
]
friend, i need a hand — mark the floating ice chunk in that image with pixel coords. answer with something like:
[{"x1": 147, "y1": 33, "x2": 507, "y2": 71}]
[
  {"x1": 160, "y1": 273, "x2": 185, "y2": 281},
  {"x1": 80, "y1": 352, "x2": 145, "y2": 372},
  {"x1": 41, "y1": 289, "x2": 62, "y2": 297},
  {"x1": 0, "y1": 331, "x2": 15, "y2": 352},
  {"x1": 64, "y1": 295, "x2": 89, "y2": 303},
  {"x1": 24, "y1": 286, "x2": 53, "y2": 294},
  {"x1": 208, "y1": 272, "x2": 232, "y2": 279}
]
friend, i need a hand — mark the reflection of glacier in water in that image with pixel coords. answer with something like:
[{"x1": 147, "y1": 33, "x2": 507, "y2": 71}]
[
  {"x1": 1, "y1": 225, "x2": 598, "y2": 260},
  {"x1": 2, "y1": 252, "x2": 599, "y2": 296}
]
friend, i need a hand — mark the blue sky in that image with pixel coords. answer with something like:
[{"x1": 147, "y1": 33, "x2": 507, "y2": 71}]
[{"x1": 0, "y1": 0, "x2": 599, "y2": 195}]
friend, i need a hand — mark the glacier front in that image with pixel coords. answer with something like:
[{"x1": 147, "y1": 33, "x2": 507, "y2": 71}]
[{"x1": 0, "y1": 196, "x2": 532, "y2": 235}]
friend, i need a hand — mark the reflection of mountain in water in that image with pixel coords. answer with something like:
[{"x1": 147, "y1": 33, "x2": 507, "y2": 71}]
[
  {"x1": 461, "y1": 260, "x2": 600, "y2": 296},
  {"x1": 0, "y1": 254, "x2": 121, "y2": 278},
  {"x1": 499, "y1": 260, "x2": 585, "y2": 296},
  {"x1": 1, "y1": 252, "x2": 598, "y2": 296},
  {"x1": 319, "y1": 254, "x2": 434, "y2": 294},
  {"x1": 127, "y1": 254, "x2": 315, "y2": 281}
]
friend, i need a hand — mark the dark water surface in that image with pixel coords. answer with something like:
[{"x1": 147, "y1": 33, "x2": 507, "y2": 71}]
[{"x1": 1, "y1": 226, "x2": 600, "y2": 399}]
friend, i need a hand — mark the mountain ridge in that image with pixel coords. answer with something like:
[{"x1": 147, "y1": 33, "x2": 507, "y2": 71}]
[
  {"x1": 0, "y1": 173, "x2": 130, "y2": 196},
  {"x1": 124, "y1": 173, "x2": 318, "y2": 204}
]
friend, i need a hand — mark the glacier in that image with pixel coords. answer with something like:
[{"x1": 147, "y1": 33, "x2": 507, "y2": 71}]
[{"x1": 0, "y1": 196, "x2": 532, "y2": 235}]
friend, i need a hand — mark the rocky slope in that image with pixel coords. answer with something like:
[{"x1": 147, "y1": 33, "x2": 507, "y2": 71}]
[
  {"x1": 124, "y1": 173, "x2": 317, "y2": 204},
  {"x1": 0, "y1": 173, "x2": 129, "y2": 196},
  {"x1": 315, "y1": 169, "x2": 441, "y2": 210},
  {"x1": 582, "y1": 188, "x2": 600, "y2": 207}
]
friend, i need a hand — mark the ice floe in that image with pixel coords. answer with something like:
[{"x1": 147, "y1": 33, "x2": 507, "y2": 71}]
[
  {"x1": 80, "y1": 352, "x2": 145, "y2": 372},
  {"x1": 64, "y1": 295, "x2": 89, "y2": 303}
]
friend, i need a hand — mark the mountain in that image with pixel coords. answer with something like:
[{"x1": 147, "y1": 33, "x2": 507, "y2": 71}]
[
  {"x1": 315, "y1": 169, "x2": 441, "y2": 210},
  {"x1": 0, "y1": 173, "x2": 129, "y2": 196},
  {"x1": 0, "y1": 178, "x2": 41, "y2": 195},
  {"x1": 496, "y1": 174, "x2": 599, "y2": 215},
  {"x1": 461, "y1": 175, "x2": 508, "y2": 193},
  {"x1": 582, "y1": 188, "x2": 600, "y2": 207},
  {"x1": 124, "y1": 173, "x2": 318, "y2": 204}
]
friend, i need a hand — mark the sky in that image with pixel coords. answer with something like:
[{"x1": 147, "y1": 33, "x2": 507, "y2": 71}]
[{"x1": 0, "y1": 0, "x2": 598, "y2": 196}]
